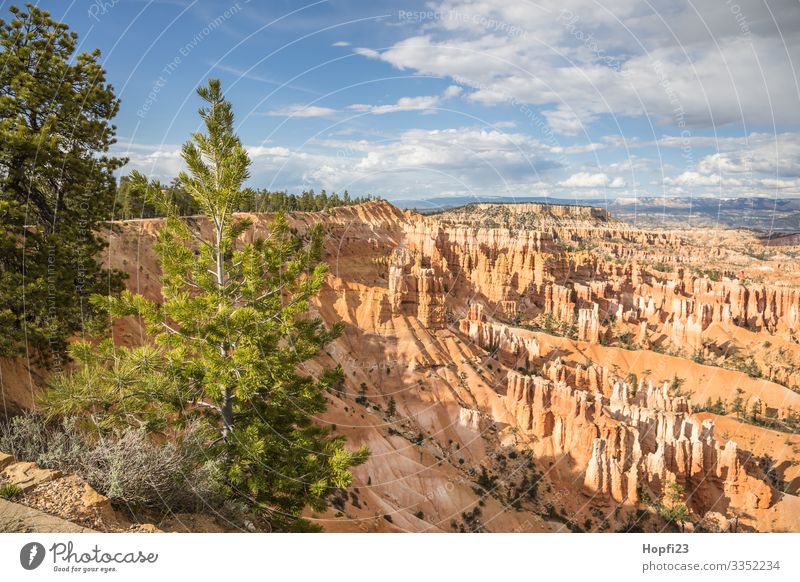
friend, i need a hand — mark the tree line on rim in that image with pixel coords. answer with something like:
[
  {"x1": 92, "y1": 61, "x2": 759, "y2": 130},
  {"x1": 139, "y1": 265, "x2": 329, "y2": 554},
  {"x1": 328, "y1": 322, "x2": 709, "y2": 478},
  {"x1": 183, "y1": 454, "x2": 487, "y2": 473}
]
[
  {"x1": 0, "y1": 4, "x2": 367, "y2": 531},
  {"x1": 116, "y1": 176, "x2": 376, "y2": 220}
]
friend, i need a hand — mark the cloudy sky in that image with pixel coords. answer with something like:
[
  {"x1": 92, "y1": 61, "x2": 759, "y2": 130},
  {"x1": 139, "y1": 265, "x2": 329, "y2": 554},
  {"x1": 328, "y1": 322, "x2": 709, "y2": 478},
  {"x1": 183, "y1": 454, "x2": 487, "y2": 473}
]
[{"x1": 26, "y1": 0, "x2": 800, "y2": 202}]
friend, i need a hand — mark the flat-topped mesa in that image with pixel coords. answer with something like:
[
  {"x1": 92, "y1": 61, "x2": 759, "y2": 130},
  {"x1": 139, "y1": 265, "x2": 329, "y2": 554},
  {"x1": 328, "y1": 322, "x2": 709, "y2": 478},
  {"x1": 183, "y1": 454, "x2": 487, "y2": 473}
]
[
  {"x1": 431, "y1": 202, "x2": 694, "y2": 247},
  {"x1": 435, "y1": 202, "x2": 621, "y2": 231},
  {"x1": 503, "y1": 370, "x2": 777, "y2": 512}
]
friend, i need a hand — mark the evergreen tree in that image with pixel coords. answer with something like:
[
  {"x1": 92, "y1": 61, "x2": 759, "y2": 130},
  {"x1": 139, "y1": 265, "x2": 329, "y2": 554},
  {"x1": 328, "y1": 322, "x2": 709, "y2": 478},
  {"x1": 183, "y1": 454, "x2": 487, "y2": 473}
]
[
  {"x1": 0, "y1": 4, "x2": 125, "y2": 362},
  {"x1": 750, "y1": 399, "x2": 762, "y2": 422},
  {"x1": 43, "y1": 79, "x2": 368, "y2": 530},
  {"x1": 732, "y1": 388, "x2": 745, "y2": 419},
  {"x1": 659, "y1": 481, "x2": 691, "y2": 533}
]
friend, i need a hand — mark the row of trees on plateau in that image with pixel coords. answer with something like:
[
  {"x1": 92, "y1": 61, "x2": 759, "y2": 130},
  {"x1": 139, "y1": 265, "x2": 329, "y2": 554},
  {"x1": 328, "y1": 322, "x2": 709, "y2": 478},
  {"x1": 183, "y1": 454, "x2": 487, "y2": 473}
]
[
  {"x1": 0, "y1": 4, "x2": 367, "y2": 530},
  {"x1": 115, "y1": 176, "x2": 375, "y2": 219}
]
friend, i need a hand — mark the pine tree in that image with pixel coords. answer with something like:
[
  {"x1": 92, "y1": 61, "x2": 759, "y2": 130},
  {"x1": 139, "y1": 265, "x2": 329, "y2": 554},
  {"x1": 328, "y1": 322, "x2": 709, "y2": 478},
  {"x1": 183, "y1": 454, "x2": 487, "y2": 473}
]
[
  {"x1": 750, "y1": 399, "x2": 762, "y2": 422},
  {"x1": 0, "y1": 4, "x2": 125, "y2": 362},
  {"x1": 732, "y1": 388, "x2": 745, "y2": 419},
  {"x1": 43, "y1": 79, "x2": 368, "y2": 530},
  {"x1": 659, "y1": 481, "x2": 691, "y2": 533}
]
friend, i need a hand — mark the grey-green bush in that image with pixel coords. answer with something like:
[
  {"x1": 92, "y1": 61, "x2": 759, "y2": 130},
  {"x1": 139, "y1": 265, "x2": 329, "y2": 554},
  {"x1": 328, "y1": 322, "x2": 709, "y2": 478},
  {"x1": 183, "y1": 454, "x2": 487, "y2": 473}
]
[{"x1": 0, "y1": 413, "x2": 222, "y2": 511}]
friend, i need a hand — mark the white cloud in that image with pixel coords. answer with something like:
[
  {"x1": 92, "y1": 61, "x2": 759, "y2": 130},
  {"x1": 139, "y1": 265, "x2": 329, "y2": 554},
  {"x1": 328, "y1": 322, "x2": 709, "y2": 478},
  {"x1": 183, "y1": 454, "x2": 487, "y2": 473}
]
[
  {"x1": 367, "y1": 0, "x2": 800, "y2": 135},
  {"x1": 113, "y1": 125, "x2": 561, "y2": 200},
  {"x1": 265, "y1": 104, "x2": 336, "y2": 118},
  {"x1": 332, "y1": 41, "x2": 350, "y2": 47},
  {"x1": 695, "y1": 133, "x2": 800, "y2": 177},
  {"x1": 443, "y1": 85, "x2": 463, "y2": 98},
  {"x1": 550, "y1": 142, "x2": 605, "y2": 154},
  {"x1": 113, "y1": 141, "x2": 184, "y2": 178},
  {"x1": 559, "y1": 172, "x2": 624, "y2": 188},
  {"x1": 304, "y1": 127, "x2": 560, "y2": 195},
  {"x1": 668, "y1": 171, "x2": 721, "y2": 187},
  {"x1": 349, "y1": 95, "x2": 441, "y2": 115},
  {"x1": 347, "y1": 85, "x2": 462, "y2": 115},
  {"x1": 353, "y1": 47, "x2": 380, "y2": 59}
]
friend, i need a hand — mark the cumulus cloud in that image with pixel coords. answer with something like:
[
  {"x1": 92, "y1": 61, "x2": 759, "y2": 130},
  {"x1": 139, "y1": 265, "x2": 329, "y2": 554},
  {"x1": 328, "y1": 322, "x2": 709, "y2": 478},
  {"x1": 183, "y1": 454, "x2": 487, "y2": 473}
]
[
  {"x1": 307, "y1": 127, "x2": 559, "y2": 190},
  {"x1": 114, "y1": 127, "x2": 562, "y2": 200},
  {"x1": 695, "y1": 133, "x2": 800, "y2": 177},
  {"x1": 367, "y1": 0, "x2": 800, "y2": 135},
  {"x1": 113, "y1": 141, "x2": 184, "y2": 178},
  {"x1": 560, "y1": 172, "x2": 625, "y2": 188}
]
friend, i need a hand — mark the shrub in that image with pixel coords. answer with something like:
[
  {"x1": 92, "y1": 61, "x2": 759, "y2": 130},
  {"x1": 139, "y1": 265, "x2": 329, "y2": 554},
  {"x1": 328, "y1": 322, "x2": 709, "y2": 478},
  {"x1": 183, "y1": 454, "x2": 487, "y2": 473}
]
[
  {"x1": 79, "y1": 426, "x2": 223, "y2": 510},
  {"x1": 0, "y1": 413, "x2": 221, "y2": 511},
  {"x1": 0, "y1": 483, "x2": 23, "y2": 500}
]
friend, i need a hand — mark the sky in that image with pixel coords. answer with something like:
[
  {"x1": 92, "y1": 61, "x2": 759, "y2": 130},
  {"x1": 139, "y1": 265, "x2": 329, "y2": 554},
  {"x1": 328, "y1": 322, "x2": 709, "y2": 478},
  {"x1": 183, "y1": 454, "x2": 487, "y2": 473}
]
[{"x1": 12, "y1": 0, "x2": 800, "y2": 203}]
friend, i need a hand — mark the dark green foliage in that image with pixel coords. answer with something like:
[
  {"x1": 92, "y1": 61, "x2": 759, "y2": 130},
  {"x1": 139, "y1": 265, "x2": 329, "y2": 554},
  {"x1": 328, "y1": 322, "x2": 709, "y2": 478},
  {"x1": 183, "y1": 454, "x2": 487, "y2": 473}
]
[
  {"x1": 758, "y1": 454, "x2": 788, "y2": 492},
  {"x1": 750, "y1": 399, "x2": 763, "y2": 422},
  {"x1": 616, "y1": 509, "x2": 648, "y2": 533},
  {"x1": 43, "y1": 80, "x2": 368, "y2": 530},
  {"x1": 356, "y1": 383, "x2": 369, "y2": 406},
  {"x1": 236, "y1": 188, "x2": 374, "y2": 213},
  {"x1": 693, "y1": 397, "x2": 727, "y2": 415},
  {"x1": 0, "y1": 4, "x2": 125, "y2": 363},
  {"x1": 459, "y1": 506, "x2": 484, "y2": 532},
  {"x1": 475, "y1": 465, "x2": 497, "y2": 492},
  {"x1": 732, "y1": 388, "x2": 746, "y2": 418},
  {"x1": 654, "y1": 481, "x2": 692, "y2": 532},
  {"x1": 669, "y1": 375, "x2": 689, "y2": 398},
  {"x1": 115, "y1": 176, "x2": 201, "y2": 219},
  {"x1": 114, "y1": 179, "x2": 374, "y2": 219},
  {"x1": 695, "y1": 268, "x2": 721, "y2": 282}
]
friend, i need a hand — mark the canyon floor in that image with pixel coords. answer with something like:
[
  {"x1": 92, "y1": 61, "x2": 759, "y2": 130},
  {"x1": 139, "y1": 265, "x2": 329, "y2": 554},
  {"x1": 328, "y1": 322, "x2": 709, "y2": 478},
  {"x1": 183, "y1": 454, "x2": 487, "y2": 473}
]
[{"x1": 3, "y1": 200, "x2": 800, "y2": 533}]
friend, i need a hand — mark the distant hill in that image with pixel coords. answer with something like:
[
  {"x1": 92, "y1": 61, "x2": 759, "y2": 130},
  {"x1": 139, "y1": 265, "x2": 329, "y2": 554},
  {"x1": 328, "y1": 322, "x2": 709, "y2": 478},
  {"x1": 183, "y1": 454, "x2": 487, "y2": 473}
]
[{"x1": 394, "y1": 196, "x2": 800, "y2": 232}]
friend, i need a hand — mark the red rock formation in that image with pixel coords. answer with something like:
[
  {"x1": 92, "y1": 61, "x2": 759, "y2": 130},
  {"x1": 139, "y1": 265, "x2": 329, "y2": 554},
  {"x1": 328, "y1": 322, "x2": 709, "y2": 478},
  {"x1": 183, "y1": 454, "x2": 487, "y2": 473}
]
[
  {"x1": 577, "y1": 304, "x2": 600, "y2": 343},
  {"x1": 504, "y1": 369, "x2": 777, "y2": 513}
]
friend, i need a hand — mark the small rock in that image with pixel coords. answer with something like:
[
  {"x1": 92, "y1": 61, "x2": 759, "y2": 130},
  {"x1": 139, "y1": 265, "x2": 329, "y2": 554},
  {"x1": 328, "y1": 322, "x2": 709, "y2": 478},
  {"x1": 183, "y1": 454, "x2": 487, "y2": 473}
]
[
  {"x1": 2, "y1": 462, "x2": 61, "y2": 492},
  {"x1": 0, "y1": 452, "x2": 15, "y2": 471}
]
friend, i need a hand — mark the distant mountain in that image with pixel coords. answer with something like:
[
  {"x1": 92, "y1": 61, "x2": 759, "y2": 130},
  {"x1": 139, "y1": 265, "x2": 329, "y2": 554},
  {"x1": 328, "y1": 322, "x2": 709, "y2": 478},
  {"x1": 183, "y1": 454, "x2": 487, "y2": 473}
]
[{"x1": 393, "y1": 196, "x2": 800, "y2": 232}]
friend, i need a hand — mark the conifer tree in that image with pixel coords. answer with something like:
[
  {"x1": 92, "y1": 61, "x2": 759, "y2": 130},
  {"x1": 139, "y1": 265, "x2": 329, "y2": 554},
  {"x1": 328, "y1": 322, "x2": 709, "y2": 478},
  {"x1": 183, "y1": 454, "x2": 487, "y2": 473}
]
[
  {"x1": 0, "y1": 4, "x2": 125, "y2": 362},
  {"x1": 44, "y1": 79, "x2": 368, "y2": 530}
]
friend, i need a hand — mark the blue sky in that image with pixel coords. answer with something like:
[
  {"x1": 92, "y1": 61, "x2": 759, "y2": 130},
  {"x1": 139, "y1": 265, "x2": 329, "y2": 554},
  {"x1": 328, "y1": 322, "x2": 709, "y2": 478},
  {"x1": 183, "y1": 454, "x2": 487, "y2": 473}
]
[{"x1": 14, "y1": 0, "x2": 800, "y2": 202}]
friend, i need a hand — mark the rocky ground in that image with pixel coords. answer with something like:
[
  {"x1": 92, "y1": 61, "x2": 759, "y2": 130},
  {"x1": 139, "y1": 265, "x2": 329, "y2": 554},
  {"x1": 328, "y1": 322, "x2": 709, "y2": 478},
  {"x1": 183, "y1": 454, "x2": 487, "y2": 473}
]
[{"x1": 2, "y1": 200, "x2": 799, "y2": 532}]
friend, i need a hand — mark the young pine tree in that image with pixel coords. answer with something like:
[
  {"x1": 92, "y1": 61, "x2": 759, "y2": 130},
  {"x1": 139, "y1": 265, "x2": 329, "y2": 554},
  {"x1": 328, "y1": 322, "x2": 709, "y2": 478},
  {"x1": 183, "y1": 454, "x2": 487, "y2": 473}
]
[{"x1": 43, "y1": 79, "x2": 368, "y2": 530}]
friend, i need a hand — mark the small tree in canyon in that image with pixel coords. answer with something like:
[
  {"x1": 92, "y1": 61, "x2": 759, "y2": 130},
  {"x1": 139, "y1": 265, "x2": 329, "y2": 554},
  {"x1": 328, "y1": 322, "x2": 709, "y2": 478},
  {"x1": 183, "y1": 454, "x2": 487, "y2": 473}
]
[
  {"x1": 658, "y1": 481, "x2": 691, "y2": 533},
  {"x1": 43, "y1": 79, "x2": 367, "y2": 530}
]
